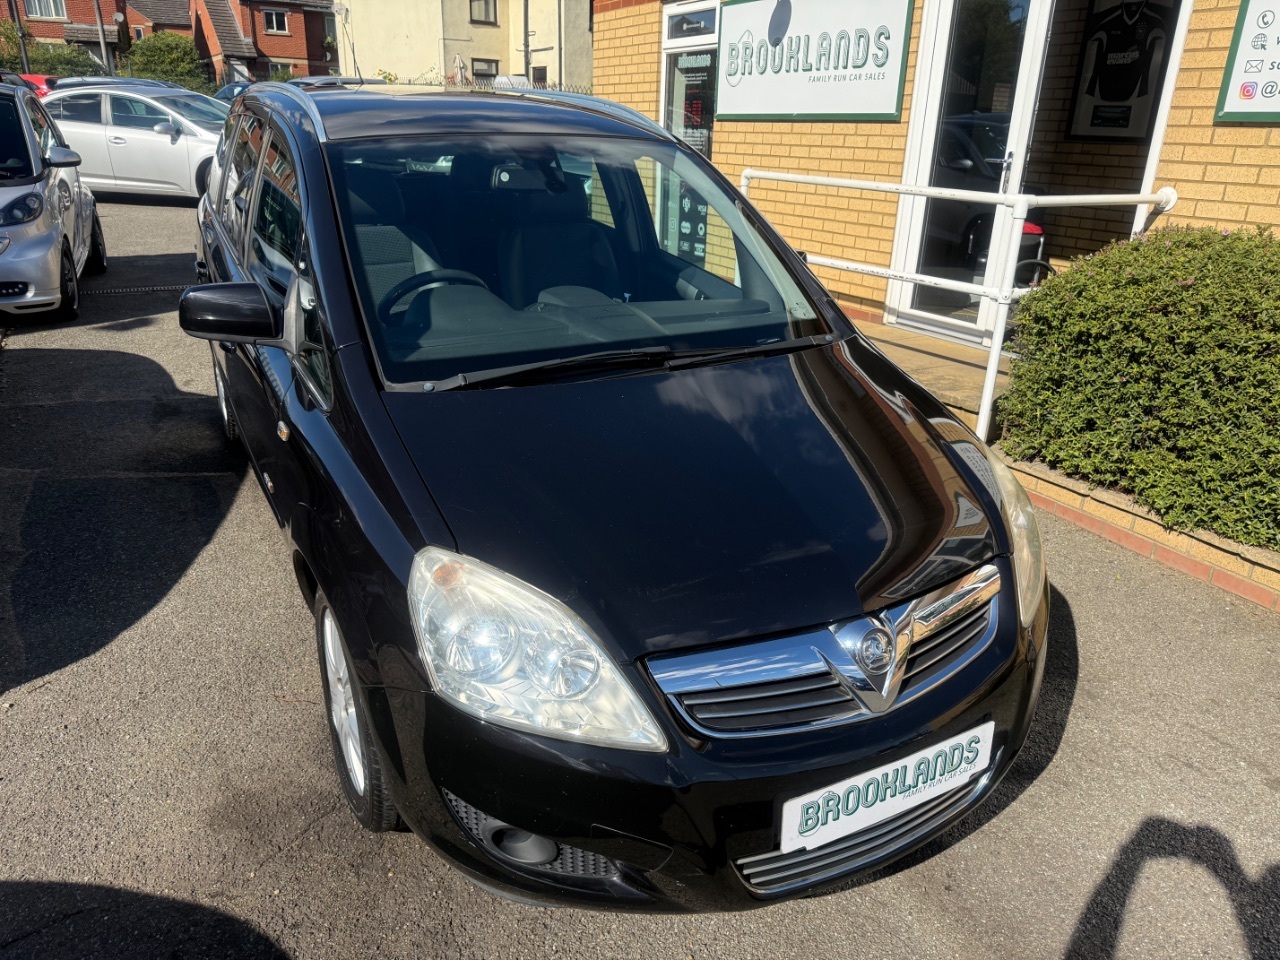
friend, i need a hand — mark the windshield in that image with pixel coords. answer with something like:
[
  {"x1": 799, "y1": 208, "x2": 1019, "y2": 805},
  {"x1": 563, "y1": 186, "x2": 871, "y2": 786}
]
[
  {"x1": 326, "y1": 134, "x2": 827, "y2": 386},
  {"x1": 0, "y1": 98, "x2": 34, "y2": 180},
  {"x1": 154, "y1": 93, "x2": 228, "y2": 132}
]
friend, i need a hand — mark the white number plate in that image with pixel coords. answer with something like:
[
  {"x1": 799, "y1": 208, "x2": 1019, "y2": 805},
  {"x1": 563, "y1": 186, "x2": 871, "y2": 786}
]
[{"x1": 779, "y1": 721, "x2": 995, "y2": 854}]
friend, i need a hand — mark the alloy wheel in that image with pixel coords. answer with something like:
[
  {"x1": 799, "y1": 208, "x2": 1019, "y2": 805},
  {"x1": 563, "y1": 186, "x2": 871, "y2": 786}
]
[{"x1": 323, "y1": 608, "x2": 367, "y2": 797}]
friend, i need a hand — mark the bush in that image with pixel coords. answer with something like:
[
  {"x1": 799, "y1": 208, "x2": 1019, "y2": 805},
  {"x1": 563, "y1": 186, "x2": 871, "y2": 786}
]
[
  {"x1": 268, "y1": 64, "x2": 294, "y2": 82},
  {"x1": 0, "y1": 20, "x2": 104, "y2": 76},
  {"x1": 1000, "y1": 226, "x2": 1280, "y2": 551},
  {"x1": 123, "y1": 31, "x2": 209, "y2": 91}
]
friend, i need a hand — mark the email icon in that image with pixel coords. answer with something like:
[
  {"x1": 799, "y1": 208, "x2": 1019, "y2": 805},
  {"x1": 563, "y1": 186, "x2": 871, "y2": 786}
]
[{"x1": 1245, "y1": 59, "x2": 1265, "y2": 72}]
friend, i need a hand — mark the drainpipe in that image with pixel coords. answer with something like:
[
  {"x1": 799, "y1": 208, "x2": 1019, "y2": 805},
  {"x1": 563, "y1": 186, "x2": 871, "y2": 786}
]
[
  {"x1": 7, "y1": 0, "x2": 31, "y2": 73},
  {"x1": 523, "y1": 0, "x2": 530, "y2": 78},
  {"x1": 556, "y1": 0, "x2": 562, "y2": 85}
]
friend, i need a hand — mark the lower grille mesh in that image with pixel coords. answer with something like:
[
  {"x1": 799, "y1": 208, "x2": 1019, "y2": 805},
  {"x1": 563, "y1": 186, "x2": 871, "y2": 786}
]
[{"x1": 736, "y1": 779, "x2": 981, "y2": 893}]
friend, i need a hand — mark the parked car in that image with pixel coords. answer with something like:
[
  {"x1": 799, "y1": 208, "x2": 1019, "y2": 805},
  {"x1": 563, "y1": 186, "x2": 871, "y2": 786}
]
[
  {"x1": 42, "y1": 85, "x2": 225, "y2": 197},
  {"x1": 285, "y1": 75, "x2": 387, "y2": 87},
  {"x1": 214, "y1": 81, "x2": 251, "y2": 102},
  {"x1": 179, "y1": 84, "x2": 1048, "y2": 911},
  {"x1": 53, "y1": 75, "x2": 182, "y2": 91},
  {"x1": 0, "y1": 83, "x2": 105, "y2": 323},
  {"x1": 19, "y1": 74, "x2": 59, "y2": 97},
  {"x1": 0, "y1": 70, "x2": 38, "y2": 93}
]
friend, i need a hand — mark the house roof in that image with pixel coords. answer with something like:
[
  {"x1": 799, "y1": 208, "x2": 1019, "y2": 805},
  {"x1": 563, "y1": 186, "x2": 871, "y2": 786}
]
[
  {"x1": 127, "y1": 0, "x2": 192, "y2": 27},
  {"x1": 63, "y1": 23, "x2": 118, "y2": 43},
  {"x1": 203, "y1": 0, "x2": 257, "y2": 59}
]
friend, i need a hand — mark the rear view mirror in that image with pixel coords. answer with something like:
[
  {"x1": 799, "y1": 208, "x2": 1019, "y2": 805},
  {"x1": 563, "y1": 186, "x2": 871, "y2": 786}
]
[
  {"x1": 491, "y1": 163, "x2": 552, "y2": 191},
  {"x1": 947, "y1": 157, "x2": 975, "y2": 171},
  {"x1": 153, "y1": 121, "x2": 178, "y2": 137},
  {"x1": 179, "y1": 282, "x2": 282, "y2": 344},
  {"x1": 45, "y1": 146, "x2": 81, "y2": 168}
]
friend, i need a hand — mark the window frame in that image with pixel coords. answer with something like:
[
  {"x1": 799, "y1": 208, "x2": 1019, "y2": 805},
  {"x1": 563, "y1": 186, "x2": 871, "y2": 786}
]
[
  {"x1": 23, "y1": 0, "x2": 67, "y2": 19},
  {"x1": 263, "y1": 9, "x2": 288, "y2": 34},
  {"x1": 22, "y1": 95, "x2": 63, "y2": 155},
  {"x1": 218, "y1": 111, "x2": 268, "y2": 260},
  {"x1": 472, "y1": 58, "x2": 500, "y2": 81},
  {"x1": 469, "y1": 0, "x2": 497, "y2": 26}
]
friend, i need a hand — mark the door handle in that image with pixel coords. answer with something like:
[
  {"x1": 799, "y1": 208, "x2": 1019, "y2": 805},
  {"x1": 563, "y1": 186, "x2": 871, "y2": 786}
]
[{"x1": 108, "y1": 136, "x2": 126, "y2": 145}]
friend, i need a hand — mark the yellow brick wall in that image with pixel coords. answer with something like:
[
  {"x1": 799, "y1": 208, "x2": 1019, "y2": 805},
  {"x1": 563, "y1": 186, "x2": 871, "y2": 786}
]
[
  {"x1": 1157, "y1": 0, "x2": 1280, "y2": 228},
  {"x1": 592, "y1": 2, "x2": 662, "y2": 119}
]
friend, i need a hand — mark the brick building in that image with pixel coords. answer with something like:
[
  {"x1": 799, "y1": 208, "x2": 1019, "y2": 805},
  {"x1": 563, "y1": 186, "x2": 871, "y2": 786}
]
[
  {"x1": 124, "y1": 0, "x2": 192, "y2": 41},
  {"x1": 593, "y1": 0, "x2": 1280, "y2": 345},
  {"x1": 3, "y1": 0, "x2": 128, "y2": 66},
  {"x1": 192, "y1": 0, "x2": 335, "y2": 82}
]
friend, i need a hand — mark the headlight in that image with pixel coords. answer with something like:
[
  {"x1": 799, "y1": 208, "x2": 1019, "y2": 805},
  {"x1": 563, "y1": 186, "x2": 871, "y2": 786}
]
[
  {"x1": 0, "y1": 194, "x2": 43, "y2": 226},
  {"x1": 982, "y1": 448, "x2": 1047, "y2": 627},
  {"x1": 408, "y1": 547, "x2": 667, "y2": 752}
]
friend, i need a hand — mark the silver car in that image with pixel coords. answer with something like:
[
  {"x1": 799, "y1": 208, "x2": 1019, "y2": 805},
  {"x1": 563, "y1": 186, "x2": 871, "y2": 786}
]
[
  {"x1": 0, "y1": 83, "x2": 105, "y2": 323},
  {"x1": 42, "y1": 85, "x2": 226, "y2": 198}
]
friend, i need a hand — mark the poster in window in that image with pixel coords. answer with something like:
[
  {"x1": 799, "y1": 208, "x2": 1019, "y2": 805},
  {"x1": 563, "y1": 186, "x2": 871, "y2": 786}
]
[
  {"x1": 665, "y1": 50, "x2": 717, "y2": 159},
  {"x1": 1067, "y1": 0, "x2": 1180, "y2": 142}
]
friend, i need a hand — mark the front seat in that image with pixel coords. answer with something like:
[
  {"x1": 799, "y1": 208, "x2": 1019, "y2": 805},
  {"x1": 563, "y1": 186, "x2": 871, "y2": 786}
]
[
  {"x1": 498, "y1": 186, "x2": 624, "y2": 308},
  {"x1": 344, "y1": 167, "x2": 440, "y2": 311}
]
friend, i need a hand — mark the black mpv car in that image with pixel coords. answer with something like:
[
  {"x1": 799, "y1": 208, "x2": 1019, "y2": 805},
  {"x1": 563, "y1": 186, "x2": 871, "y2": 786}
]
[{"x1": 180, "y1": 83, "x2": 1049, "y2": 911}]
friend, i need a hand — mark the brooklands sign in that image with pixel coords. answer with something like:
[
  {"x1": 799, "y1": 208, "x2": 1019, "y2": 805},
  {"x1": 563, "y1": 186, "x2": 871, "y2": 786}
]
[{"x1": 716, "y1": 0, "x2": 916, "y2": 121}]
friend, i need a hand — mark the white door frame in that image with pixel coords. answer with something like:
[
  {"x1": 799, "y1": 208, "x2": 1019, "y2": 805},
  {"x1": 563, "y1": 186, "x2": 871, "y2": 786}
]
[{"x1": 885, "y1": 0, "x2": 1058, "y2": 344}]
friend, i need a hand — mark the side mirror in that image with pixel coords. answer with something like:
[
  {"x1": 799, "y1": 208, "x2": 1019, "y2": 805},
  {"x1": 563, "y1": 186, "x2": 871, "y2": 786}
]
[
  {"x1": 947, "y1": 157, "x2": 975, "y2": 172},
  {"x1": 45, "y1": 146, "x2": 82, "y2": 168},
  {"x1": 179, "y1": 283, "x2": 283, "y2": 344},
  {"x1": 153, "y1": 121, "x2": 178, "y2": 137}
]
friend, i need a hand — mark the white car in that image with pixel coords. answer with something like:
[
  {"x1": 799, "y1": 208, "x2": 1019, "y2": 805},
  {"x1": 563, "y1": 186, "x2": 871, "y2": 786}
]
[
  {"x1": 42, "y1": 85, "x2": 227, "y2": 198},
  {"x1": 0, "y1": 82, "x2": 105, "y2": 323}
]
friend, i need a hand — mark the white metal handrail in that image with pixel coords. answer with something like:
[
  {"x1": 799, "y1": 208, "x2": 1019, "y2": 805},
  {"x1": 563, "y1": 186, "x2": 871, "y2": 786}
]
[{"x1": 739, "y1": 169, "x2": 1178, "y2": 438}]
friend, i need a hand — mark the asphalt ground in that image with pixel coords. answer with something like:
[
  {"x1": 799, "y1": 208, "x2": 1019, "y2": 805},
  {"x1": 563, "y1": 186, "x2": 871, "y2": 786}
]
[{"x1": 1, "y1": 198, "x2": 1278, "y2": 960}]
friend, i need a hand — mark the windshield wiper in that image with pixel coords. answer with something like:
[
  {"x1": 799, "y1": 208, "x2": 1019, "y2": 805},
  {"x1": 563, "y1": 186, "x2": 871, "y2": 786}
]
[
  {"x1": 425, "y1": 346, "x2": 674, "y2": 391},
  {"x1": 665, "y1": 333, "x2": 839, "y2": 370}
]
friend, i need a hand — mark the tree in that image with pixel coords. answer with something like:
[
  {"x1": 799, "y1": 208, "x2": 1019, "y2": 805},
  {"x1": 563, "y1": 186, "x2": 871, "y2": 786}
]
[{"x1": 123, "y1": 31, "x2": 210, "y2": 91}]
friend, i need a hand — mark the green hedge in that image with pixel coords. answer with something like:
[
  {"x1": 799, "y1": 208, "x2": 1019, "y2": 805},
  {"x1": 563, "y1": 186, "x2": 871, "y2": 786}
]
[
  {"x1": 1000, "y1": 226, "x2": 1280, "y2": 551},
  {"x1": 0, "y1": 20, "x2": 104, "y2": 77},
  {"x1": 122, "y1": 31, "x2": 211, "y2": 93}
]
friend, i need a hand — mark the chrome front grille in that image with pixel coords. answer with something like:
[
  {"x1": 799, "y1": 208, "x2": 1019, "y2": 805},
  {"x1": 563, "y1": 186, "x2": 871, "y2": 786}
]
[
  {"x1": 735, "y1": 776, "x2": 984, "y2": 893},
  {"x1": 650, "y1": 564, "x2": 1001, "y2": 738}
]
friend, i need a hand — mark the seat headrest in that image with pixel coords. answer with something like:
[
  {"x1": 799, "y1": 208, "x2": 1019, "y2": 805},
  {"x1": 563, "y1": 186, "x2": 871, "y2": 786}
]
[{"x1": 345, "y1": 166, "x2": 405, "y2": 224}]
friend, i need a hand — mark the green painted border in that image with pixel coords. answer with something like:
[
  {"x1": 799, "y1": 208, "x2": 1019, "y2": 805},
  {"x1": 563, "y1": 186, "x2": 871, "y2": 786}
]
[
  {"x1": 712, "y1": 0, "x2": 917, "y2": 123},
  {"x1": 1216, "y1": 0, "x2": 1280, "y2": 123}
]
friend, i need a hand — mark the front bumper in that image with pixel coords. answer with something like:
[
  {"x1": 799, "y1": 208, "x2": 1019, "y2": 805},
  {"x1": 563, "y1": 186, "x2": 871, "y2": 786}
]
[
  {"x1": 372, "y1": 573, "x2": 1049, "y2": 912},
  {"x1": 0, "y1": 226, "x2": 63, "y2": 316}
]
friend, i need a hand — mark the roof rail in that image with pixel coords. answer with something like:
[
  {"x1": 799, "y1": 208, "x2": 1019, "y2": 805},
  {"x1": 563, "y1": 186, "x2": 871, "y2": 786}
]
[
  {"x1": 253, "y1": 81, "x2": 328, "y2": 142},
  {"x1": 504, "y1": 89, "x2": 675, "y2": 142}
]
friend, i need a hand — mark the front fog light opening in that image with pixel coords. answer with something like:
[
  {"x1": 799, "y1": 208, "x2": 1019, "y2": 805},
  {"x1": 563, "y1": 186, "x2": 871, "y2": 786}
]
[{"x1": 443, "y1": 789, "x2": 619, "y2": 879}]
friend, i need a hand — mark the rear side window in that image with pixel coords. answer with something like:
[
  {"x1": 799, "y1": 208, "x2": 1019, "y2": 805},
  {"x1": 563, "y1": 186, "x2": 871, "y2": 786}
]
[
  {"x1": 219, "y1": 115, "x2": 263, "y2": 253},
  {"x1": 47, "y1": 93, "x2": 103, "y2": 125}
]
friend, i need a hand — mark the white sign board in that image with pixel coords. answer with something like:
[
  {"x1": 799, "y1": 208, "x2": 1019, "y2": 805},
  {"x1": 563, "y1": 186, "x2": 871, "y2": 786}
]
[
  {"x1": 1217, "y1": 0, "x2": 1280, "y2": 122},
  {"x1": 715, "y1": 0, "x2": 915, "y2": 121}
]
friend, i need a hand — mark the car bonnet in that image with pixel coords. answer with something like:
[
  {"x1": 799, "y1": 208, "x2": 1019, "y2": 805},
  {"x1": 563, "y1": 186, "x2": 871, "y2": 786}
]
[{"x1": 381, "y1": 341, "x2": 1000, "y2": 662}]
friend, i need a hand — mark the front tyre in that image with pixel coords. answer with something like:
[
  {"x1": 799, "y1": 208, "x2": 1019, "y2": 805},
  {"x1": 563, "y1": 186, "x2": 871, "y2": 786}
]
[
  {"x1": 85, "y1": 210, "x2": 107, "y2": 274},
  {"x1": 315, "y1": 590, "x2": 400, "y2": 832},
  {"x1": 49, "y1": 243, "x2": 79, "y2": 323}
]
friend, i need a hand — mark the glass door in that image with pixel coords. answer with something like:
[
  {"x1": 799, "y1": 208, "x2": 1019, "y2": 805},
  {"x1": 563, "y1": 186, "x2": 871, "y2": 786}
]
[{"x1": 887, "y1": 0, "x2": 1056, "y2": 342}]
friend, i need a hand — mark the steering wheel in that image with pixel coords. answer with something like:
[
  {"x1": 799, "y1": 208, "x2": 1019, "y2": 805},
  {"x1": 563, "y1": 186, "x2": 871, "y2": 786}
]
[{"x1": 377, "y1": 269, "x2": 489, "y2": 325}]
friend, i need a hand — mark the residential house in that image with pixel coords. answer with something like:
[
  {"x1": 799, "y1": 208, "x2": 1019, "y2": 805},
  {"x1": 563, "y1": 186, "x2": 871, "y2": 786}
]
[
  {"x1": 2, "y1": 0, "x2": 129, "y2": 68},
  {"x1": 124, "y1": 0, "x2": 191, "y2": 42},
  {"x1": 193, "y1": 0, "x2": 335, "y2": 82},
  {"x1": 332, "y1": 0, "x2": 591, "y2": 90}
]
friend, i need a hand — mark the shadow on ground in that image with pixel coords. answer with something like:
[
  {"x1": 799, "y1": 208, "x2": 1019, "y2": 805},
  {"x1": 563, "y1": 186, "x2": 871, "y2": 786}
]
[
  {"x1": 0, "y1": 347, "x2": 245, "y2": 695},
  {"x1": 79, "y1": 253, "x2": 198, "y2": 292},
  {"x1": 0, "y1": 881, "x2": 287, "y2": 959},
  {"x1": 1065, "y1": 818, "x2": 1280, "y2": 959}
]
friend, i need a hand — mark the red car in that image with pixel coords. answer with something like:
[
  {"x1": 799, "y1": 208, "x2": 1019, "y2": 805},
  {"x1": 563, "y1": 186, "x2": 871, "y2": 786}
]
[{"x1": 20, "y1": 74, "x2": 59, "y2": 97}]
